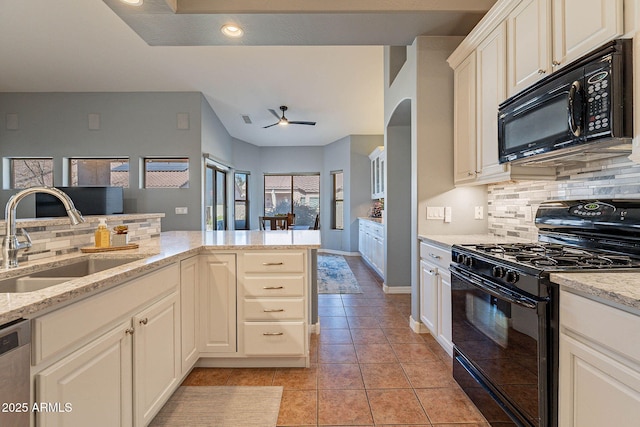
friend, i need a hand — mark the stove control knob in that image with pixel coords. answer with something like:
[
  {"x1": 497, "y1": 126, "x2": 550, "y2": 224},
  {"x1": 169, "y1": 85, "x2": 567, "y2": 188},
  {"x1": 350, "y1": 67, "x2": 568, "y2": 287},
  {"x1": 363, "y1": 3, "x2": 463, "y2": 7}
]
[
  {"x1": 463, "y1": 256, "x2": 474, "y2": 267},
  {"x1": 456, "y1": 254, "x2": 466, "y2": 264},
  {"x1": 505, "y1": 270, "x2": 520, "y2": 284},
  {"x1": 492, "y1": 266, "x2": 506, "y2": 278}
]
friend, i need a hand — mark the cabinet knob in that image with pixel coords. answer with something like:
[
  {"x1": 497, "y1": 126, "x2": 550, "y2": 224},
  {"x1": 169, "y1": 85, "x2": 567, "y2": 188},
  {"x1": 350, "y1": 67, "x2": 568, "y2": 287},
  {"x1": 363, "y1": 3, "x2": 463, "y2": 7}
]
[
  {"x1": 139, "y1": 318, "x2": 148, "y2": 325},
  {"x1": 125, "y1": 328, "x2": 135, "y2": 335},
  {"x1": 263, "y1": 332, "x2": 284, "y2": 336},
  {"x1": 538, "y1": 69, "x2": 546, "y2": 74},
  {"x1": 552, "y1": 60, "x2": 561, "y2": 67}
]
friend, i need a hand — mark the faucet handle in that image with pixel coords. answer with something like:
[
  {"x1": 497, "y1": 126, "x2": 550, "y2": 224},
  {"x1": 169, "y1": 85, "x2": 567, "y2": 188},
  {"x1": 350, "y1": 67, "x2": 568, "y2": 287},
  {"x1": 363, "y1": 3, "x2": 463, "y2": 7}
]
[{"x1": 17, "y1": 228, "x2": 32, "y2": 250}]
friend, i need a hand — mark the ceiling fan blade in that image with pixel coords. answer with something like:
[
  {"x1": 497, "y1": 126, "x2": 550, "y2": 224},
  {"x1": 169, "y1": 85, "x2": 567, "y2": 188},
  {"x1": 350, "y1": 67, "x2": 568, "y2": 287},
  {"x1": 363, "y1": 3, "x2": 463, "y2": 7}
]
[
  {"x1": 263, "y1": 122, "x2": 279, "y2": 128},
  {"x1": 268, "y1": 109, "x2": 281, "y2": 119},
  {"x1": 288, "y1": 121, "x2": 316, "y2": 126}
]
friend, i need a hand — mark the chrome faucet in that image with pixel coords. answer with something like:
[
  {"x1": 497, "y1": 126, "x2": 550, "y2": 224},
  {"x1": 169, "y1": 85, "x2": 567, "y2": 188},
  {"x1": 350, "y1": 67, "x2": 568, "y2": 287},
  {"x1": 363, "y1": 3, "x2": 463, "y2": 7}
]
[{"x1": 2, "y1": 187, "x2": 85, "y2": 268}]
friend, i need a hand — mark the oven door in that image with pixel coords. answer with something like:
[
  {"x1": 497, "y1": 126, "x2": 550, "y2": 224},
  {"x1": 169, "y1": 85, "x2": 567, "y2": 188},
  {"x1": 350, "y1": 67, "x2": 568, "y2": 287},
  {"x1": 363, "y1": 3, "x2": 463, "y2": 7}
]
[{"x1": 450, "y1": 265, "x2": 549, "y2": 427}]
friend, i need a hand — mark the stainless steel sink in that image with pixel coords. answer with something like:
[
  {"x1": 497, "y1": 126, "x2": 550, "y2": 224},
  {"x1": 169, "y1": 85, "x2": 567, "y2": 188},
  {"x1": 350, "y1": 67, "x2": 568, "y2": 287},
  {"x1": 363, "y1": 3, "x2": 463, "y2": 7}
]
[{"x1": 0, "y1": 257, "x2": 143, "y2": 293}]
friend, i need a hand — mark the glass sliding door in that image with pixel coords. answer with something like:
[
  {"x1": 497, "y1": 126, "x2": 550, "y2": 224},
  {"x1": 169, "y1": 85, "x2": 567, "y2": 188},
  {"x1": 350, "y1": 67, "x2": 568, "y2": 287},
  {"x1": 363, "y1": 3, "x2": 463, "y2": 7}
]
[
  {"x1": 205, "y1": 163, "x2": 227, "y2": 231},
  {"x1": 264, "y1": 174, "x2": 319, "y2": 229}
]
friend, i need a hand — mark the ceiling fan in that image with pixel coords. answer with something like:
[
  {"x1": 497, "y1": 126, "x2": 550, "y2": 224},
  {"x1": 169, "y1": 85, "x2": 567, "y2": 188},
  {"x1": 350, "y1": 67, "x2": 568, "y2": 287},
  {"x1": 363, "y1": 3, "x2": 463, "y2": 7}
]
[{"x1": 263, "y1": 106, "x2": 316, "y2": 128}]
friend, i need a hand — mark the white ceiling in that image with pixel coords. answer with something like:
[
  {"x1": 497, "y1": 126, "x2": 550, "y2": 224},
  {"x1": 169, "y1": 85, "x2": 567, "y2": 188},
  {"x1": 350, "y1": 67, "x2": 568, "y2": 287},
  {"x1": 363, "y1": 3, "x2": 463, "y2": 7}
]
[{"x1": 0, "y1": 0, "x2": 493, "y2": 147}]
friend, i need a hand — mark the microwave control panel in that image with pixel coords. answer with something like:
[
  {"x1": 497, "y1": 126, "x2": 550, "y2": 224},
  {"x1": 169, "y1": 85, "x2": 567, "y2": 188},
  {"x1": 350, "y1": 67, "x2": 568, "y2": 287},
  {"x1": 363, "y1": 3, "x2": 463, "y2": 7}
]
[{"x1": 586, "y1": 70, "x2": 610, "y2": 133}]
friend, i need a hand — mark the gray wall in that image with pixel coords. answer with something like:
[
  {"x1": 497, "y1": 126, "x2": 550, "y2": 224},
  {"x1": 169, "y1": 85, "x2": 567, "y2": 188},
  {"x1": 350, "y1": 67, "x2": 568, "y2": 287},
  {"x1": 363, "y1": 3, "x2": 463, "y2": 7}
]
[{"x1": 0, "y1": 92, "x2": 233, "y2": 231}]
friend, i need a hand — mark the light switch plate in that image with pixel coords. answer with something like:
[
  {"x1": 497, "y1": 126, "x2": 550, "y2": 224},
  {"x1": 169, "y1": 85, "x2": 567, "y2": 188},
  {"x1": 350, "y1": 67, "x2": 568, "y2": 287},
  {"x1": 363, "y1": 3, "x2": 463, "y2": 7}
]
[
  {"x1": 427, "y1": 206, "x2": 445, "y2": 220},
  {"x1": 444, "y1": 207, "x2": 452, "y2": 223}
]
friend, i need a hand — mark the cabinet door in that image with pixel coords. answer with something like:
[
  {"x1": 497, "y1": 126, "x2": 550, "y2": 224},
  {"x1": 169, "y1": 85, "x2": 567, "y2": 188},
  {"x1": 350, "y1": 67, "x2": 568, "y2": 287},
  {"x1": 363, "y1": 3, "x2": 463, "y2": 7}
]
[
  {"x1": 559, "y1": 333, "x2": 640, "y2": 427},
  {"x1": 419, "y1": 260, "x2": 438, "y2": 334},
  {"x1": 358, "y1": 222, "x2": 366, "y2": 257},
  {"x1": 180, "y1": 256, "x2": 199, "y2": 374},
  {"x1": 507, "y1": 0, "x2": 550, "y2": 96},
  {"x1": 373, "y1": 234, "x2": 385, "y2": 276},
  {"x1": 453, "y1": 52, "x2": 477, "y2": 184},
  {"x1": 200, "y1": 253, "x2": 237, "y2": 353},
  {"x1": 477, "y1": 22, "x2": 509, "y2": 179},
  {"x1": 36, "y1": 321, "x2": 133, "y2": 427},
  {"x1": 552, "y1": 0, "x2": 623, "y2": 68},
  {"x1": 379, "y1": 152, "x2": 385, "y2": 197},
  {"x1": 133, "y1": 291, "x2": 181, "y2": 427},
  {"x1": 437, "y1": 273, "x2": 453, "y2": 356}
]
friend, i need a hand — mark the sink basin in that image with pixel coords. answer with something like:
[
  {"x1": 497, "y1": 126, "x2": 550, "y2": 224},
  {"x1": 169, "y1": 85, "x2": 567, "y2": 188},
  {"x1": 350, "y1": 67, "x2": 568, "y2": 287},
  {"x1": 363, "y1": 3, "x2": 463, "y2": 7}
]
[{"x1": 0, "y1": 257, "x2": 143, "y2": 293}]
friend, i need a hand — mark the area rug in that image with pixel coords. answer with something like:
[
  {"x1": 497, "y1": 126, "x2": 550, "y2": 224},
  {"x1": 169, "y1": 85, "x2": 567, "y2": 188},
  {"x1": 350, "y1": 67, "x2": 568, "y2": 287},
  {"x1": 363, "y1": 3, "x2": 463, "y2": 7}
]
[
  {"x1": 318, "y1": 254, "x2": 362, "y2": 294},
  {"x1": 149, "y1": 386, "x2": 283, "y2": 427}
]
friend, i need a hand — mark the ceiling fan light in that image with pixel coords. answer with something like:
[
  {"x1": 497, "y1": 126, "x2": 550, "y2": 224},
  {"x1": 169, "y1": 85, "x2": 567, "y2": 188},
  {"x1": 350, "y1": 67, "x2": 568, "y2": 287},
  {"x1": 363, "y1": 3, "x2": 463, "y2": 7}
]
[
  {"x1": 120, "y1": 0, "x2": 143, "y2": 5},
  {"x1": 278, "y1": 119, "x2": 289, "y2": 126},
  {"x1": 221, "y1": 24, "x2": 244, "y2": 38}
]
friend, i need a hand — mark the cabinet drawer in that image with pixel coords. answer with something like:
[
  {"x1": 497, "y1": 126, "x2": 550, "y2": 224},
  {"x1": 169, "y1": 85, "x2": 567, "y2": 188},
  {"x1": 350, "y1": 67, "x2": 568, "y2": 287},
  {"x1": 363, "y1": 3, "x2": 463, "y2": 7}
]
[
  {"x1": 33, "y1": 263, "x2": 179, "y2": 365},
  {"x1": 243, "y1": 322, "x2": 305, "y2": 356},
  {"x1": 244, "y1": 298, "x2": 304, "y2": 321},
  {"x1": 243, "y1": 275, "x2": 304, "y2": 297},
  {"x1": 419, "y1": 242, "x2": 451, "y2": 270},
  {"x1": 243, "y1": 252, "x2": 304, "y2": 273},
  {"x1": 369, "y1": 223, "x2": 383, "y2": 238}
]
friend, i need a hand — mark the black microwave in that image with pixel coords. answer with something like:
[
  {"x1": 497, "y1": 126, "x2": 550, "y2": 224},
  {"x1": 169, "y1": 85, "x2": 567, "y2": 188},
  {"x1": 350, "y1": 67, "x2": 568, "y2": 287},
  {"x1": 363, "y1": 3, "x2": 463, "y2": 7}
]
[{"x1": 498, "y1": 39, "x2": 633, "y2": 166}]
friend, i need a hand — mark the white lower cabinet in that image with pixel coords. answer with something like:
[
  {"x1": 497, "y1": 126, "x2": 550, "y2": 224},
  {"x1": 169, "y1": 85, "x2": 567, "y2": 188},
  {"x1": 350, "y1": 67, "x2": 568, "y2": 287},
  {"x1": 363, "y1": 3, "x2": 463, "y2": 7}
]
[
  {"x1": 179, "y1": 256, "x2": 199, "y2": 374},
  {"x1": 418, "y1": 241, "x2": 452, "y2": 356},
  {"x1": 358, "y1": 219, "x2": 384, "y2": 278},
  {"x1": 199, "y1": 254, "x2": 237, "y2": 354},
  {"x1": 33, "y1": 263, "x2": 181, "y2": 427},
  {"x1": 133, "y1": 292, "x2": 180, "y2": 427},
  {"x1": 559, "y1": 290, "x2": 640, "y2": 426},
  {"x1": 36, "y1": 321, "x2": 133, "y2": 427}
]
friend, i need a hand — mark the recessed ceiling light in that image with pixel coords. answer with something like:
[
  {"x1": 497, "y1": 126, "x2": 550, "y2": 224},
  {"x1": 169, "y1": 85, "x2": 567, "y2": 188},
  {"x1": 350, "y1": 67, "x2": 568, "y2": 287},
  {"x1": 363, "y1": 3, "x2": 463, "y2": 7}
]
[
  {"x1": 221, "y1": 24, "x2": 244, "y2": 38},
  {"x1": 120, "y1": 0, "x2": 143, "y2": 5}
]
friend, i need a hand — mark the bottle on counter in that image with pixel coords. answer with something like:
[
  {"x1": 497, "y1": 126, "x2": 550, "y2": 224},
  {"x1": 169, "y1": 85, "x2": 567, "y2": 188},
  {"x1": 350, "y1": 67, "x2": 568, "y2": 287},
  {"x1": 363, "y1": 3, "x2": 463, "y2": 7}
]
[{"x1": 94, "y1": 218, "x2": 111, "y2": 248}]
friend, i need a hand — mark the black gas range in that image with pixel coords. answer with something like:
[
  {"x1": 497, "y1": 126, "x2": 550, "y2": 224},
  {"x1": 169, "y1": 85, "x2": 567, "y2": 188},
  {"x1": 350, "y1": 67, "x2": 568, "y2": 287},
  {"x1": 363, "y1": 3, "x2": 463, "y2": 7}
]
[{"x1": 450, "y1": 199, "x2": 640, "y2": 427}]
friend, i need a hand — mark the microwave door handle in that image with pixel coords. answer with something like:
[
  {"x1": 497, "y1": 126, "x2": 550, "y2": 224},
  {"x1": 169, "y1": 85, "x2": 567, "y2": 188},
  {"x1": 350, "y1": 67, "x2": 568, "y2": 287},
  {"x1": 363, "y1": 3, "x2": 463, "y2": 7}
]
[{"x1": 568, "y1": 81, "x2": 582, "y2": 137}]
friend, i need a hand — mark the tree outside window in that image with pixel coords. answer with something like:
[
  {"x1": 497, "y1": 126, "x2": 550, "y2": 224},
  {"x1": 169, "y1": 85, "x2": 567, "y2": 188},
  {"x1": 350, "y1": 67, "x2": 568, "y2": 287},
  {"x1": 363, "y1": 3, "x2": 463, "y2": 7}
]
[
  {"x1": 234, "y1": 172, "x2": 249, "y2": 230},
  {"x1": 10, "y1": 158, "x2": 53, "y2": 188}
]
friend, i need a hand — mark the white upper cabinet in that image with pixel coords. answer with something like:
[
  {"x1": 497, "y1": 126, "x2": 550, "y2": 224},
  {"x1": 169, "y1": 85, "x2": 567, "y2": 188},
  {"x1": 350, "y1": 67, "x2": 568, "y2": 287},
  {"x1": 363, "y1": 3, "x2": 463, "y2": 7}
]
[
  {"x1": 553, "y1": 0, "x2": 624, "y2": 69},
  {"x1": 507, "y1": 0, "x2": 550, "y2": 96},
  {"x1": 369, "y1": 146, "x2": 385, "y2": 199},
  {"x1": 453, "y1": 52, "x2": 477, "y2": 185},
  {"x1": 507, "y1": 0, "x2": 623, "y2": 97}
]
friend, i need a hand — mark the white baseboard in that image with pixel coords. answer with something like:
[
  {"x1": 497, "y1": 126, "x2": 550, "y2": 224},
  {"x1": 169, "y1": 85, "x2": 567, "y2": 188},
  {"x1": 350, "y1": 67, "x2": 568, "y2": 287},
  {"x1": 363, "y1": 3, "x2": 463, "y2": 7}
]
[
  {"x1": 409, "y1": 315, "x2": 429, "y2": 333},
  {"x1": 318, "y1": 249, "x2": 361, "y2": 256},
  {"x1": 309, "y1": 321, "x2": 320, "y2": 334},
  {"x1": 382, "y1": 284, "x2": 411, "y2": 294}
]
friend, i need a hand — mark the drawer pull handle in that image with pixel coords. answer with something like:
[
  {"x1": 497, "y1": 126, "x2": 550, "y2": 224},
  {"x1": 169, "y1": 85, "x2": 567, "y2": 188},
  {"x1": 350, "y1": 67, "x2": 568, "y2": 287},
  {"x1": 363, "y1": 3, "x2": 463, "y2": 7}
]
[
  {"x1": 139, "y1": 318, "x2": 148, "y2": 325},
  {"x1": 263, "y1": 309, "x2": 285, "y2": 312},
  {"x1": 125, "y1": 328, "x2": 135, "y2": 335},
  {"x1": 263, "y1": 286, "x2": 284, "y2": 290},
  {"x1": 429, "y1": 253, "x2": 441, "y2": 259},
  {"x1": 262, "y1": 262, "x2": 284, "y2": 266},
  {"x1": 263, "y1": 332, "x2": 284, "y2": 336}
]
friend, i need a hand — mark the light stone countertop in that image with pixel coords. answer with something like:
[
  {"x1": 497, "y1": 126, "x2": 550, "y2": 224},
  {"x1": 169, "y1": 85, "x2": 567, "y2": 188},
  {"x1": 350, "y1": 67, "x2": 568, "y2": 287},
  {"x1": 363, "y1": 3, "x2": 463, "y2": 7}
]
[
  {"x1": 0, "y1": 230, "x2": 321, "y2": 324},
  {"x1": 550, "y1": 272, "x2": 640, "y2": 315},
  {"x1": 358, "y1": 217, "x2": 383, "y2": 224}
]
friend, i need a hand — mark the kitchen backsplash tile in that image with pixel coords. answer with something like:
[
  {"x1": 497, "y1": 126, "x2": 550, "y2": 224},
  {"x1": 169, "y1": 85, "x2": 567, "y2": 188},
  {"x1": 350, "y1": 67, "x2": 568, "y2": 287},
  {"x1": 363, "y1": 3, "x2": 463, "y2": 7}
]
[{"x1": 488, "y1": 156, "x2": 640, "y2": 240}]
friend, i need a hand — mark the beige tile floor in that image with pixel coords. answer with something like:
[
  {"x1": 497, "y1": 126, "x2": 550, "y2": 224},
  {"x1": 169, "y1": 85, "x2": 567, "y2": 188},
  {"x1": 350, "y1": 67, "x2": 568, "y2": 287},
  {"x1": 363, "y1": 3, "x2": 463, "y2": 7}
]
[{"x1": 182, "y1": 255, "x2": 489, "y2": 426}]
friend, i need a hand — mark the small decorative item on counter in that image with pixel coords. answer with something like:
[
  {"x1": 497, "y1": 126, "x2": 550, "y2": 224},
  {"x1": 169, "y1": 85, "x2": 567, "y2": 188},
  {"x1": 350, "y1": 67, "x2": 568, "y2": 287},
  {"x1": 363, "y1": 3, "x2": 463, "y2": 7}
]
[
  {"x1": 370, "y1": 199, "x2": 384, "y2": 218},
  {"x1": 112, "y1": 225, "x2": 129, "y2": 247},
  {"x1": 94, "y1": 218, "x2": 111, "y2": 248}
]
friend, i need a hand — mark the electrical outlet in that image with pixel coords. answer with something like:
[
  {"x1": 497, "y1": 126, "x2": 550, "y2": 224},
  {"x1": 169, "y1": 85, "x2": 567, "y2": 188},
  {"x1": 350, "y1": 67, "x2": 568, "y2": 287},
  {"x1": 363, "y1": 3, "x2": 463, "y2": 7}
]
[
  {"x1": 475, "y1": 206, "x2": 484, "y2": 219},
  {"x1": 175, "y1": 207, "x2": 188, "y2": 215},
  {"x1": 444, "y1": 207, "x2": 452, "y2": 223}
]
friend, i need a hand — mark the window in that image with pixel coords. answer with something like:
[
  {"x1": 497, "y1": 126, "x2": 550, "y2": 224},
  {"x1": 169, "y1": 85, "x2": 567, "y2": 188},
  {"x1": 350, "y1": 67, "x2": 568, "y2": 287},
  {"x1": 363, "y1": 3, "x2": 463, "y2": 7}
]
[
  {"x1": 332, "y1": 171, "x2": 344, "y2": 230},
  {"x1": 205, "y1": 163, "x2": 227, "y2": 231},
  {"x1": 10, "y1": 158, "x2": 53, "y2": 188},
  {"x1": 70, "y1": 158, "x2": 129, "y2": 187},
  {"x1": 144, "y1": 158, "x2": 189, "y2": 189},
  {"x1": 264, "y1": 174, "x2": 320, "y2": 229},
  {"x1": 234, "y1": 172, "x2": 249, "y2": 230}
]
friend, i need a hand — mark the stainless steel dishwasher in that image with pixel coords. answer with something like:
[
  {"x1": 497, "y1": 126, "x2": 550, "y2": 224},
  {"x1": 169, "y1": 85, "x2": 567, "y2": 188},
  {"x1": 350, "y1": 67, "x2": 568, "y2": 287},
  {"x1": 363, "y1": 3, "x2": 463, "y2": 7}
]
[{"x1": 0, "y1": 319, "x2": 31, "y2": 427}]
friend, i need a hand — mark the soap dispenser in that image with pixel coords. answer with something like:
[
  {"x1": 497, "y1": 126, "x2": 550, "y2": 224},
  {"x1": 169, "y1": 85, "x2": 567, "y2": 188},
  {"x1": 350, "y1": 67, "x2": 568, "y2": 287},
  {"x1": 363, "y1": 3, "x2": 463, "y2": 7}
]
[{"x1": 94, "y1": 218, "x2": 111, "y2": 248}]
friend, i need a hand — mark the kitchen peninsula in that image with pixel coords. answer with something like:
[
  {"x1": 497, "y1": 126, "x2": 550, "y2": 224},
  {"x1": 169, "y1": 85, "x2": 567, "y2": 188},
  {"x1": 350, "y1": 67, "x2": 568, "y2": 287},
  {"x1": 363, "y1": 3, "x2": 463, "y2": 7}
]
[{"x1": 0, "y1": 221, "x2": 320, "y2": 427}]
